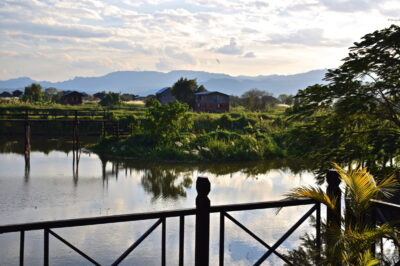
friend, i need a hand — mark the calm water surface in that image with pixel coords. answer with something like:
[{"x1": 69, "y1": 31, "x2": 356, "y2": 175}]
[{"x1": 0, "y1": 138, "x2": 318, "y2": 265}]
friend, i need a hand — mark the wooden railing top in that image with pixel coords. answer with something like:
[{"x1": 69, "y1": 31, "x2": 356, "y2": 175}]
[
  {"x1": 0, "y1": 198, "x2": 316, "y2": 234},
  {"x1": 370, "y1": 199, "x2": 400, "y2": 209}
]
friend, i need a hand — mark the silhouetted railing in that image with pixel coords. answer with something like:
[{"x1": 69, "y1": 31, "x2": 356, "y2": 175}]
[
  {"x1": 0, "y1": 108, "x2": 110, "y2": 121},
  {"x1": 371, "y1": 199, "x2": 400, "y2": 255},
  {"x1": 0, "y1": 176, "x2": 321, "y2": 266}
]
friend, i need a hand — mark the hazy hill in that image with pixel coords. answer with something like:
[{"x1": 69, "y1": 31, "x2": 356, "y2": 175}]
[{"x1": 0, "y1": 69, "x2": 327, "y2": 96}]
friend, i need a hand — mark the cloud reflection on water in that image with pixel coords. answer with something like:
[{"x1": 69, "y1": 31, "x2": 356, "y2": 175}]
[{"x1": 0, "y1": 150, "x2": 317, "y2": 265}]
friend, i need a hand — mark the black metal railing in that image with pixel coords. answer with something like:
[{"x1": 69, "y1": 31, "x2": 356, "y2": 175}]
[
  {"x1": 0, "y1": 108, "x2": 110, "y2": 121},
  {"x1": 0, "y1": 177, "x2": 321, "y2": 266}
]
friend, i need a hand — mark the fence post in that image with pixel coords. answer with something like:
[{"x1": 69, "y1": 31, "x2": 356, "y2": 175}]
[
  {"x1": 315, "y1": 202, "x2": 321, "y2": 265},
  {"x1": 326, "y1": 169, "x2": 341, "y2": 265},
  {"x1": 24, "y1": 110, "x2": 30, "y2": 157},
  {"x1": 195, "y1": 177, "x2": 211, "y2": 266}
]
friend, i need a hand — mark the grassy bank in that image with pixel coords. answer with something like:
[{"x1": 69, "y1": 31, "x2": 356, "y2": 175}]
[
  {"x1": 90, "y1": 130, "x2": 284, "y2": 162},
  {"x1": 88, "y1": 101, "x2": 289, "y2": 162}
]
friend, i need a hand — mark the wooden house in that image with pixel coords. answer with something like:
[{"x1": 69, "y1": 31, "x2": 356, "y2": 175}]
[
  {"x1": 0, "y1": 91, "x2": 12, "y2": 98},
  {"x1": 155, "y1": 87, "x2": 176, "y2": 104},
  {"x1": 61, "y1": 91, "x2": 83, "y2": 105},
  {"x1": 12, "y1": 90, "x2": 23, "y2": 97},
  {"x1": 194, "y1": 91, "x2": 229, "y2": 113}
]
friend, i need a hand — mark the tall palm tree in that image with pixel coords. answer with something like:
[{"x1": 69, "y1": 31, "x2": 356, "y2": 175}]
[{"x1": 286, "y1": 163, "x2": 399, "y2": 266}]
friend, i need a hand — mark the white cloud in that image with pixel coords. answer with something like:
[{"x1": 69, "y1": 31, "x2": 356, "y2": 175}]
[
  {"x1": 213, "y1": 38, "x2": 244, "y2": 55},
  {"x1": 165, "y1": 46, "x2": 197, "y2": 64},
  {"x1": 0, "y1": 0, "x2": 396, "y2": 81},
  {"x1": 155, "y1": 58, "x2": 174, "y2": 71},
  {"x1": 243, "y1": 52, "x2": 256, "y2": 58},
  {"x1": 266, "y1": 28, "x2": 351, "y2": 47},
  {"x1": 320, "y1": 0, "x2": 378, "y2": 12},
  {"x1": 2, "y1": 20, "x2": 112, "y2": 38}
]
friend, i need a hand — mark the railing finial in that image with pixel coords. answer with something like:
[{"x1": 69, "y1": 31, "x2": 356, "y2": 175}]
[{"x1": 196, "y1": 177, "x2": 210, "y2": 196}]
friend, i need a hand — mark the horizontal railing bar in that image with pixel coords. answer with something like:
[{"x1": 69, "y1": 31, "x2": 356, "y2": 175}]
[
  {"x1": 0, "y1": 209, "x2": 196, "y2": 234},
  {"x1": 210, "y1": 199, "x2": 317, "y2": 213},
  {"x1": 224, "y1": 212, "x2": 293, "y2": 266},
  {"x1": 111, "y1": 219, "x2": 162, "y2": 266},
  {"x1": 0, "y1": 199, "x2": 315, "y2": 234},
  {"x1": 370, "y1": 199, "x2": 400, "y2": 209},
  {"x1": 49, "y1": 229, "x2": 101, "y2": 265}
]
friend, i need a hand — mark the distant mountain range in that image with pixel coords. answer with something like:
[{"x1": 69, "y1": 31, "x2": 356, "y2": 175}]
[{"x1": 0, "y1": 69, "x2": 327, "y2": 96}]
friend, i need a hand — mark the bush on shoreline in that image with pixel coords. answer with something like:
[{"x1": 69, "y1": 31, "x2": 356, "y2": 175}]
[{"x1": 90, "y1": 129, "x2": 284, "y2": 162}]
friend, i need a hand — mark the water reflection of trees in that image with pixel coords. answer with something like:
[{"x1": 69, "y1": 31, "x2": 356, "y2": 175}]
[
  {"x1": 24, "y1": 151, "x2": 30, "y2": 182},
  {"x1": 0, "y1": 136, "x2": 319, "y2": 198},
  {"x1": 0, "y1": 136, "x2": 94, "y2": 184},
  {"x1": 97, "y1": 159, "x2": 317, "y2": 201},
  {"x1": 0, "y1": 136, "x2": 97, "y2": 155},
  {"x1": 114, "y1": 159, "x2": 315, "y2": 178},
  {"x1": 141, "y1": 166, "x2": 192, "y2": 201}
]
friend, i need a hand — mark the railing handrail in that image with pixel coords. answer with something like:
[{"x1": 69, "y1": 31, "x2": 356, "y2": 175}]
[
  {"x1": 370, "y1": 199, "x2": 400, "y2": 209},
  {"x1": 0, "y1": 198, "x2": 316, "y2": 234},
  {"x1": 210, "y1": 198, "x2": 316, "y2": 213},
  {"x1": 0, "y1": 208, "x2": 197, "y2": 234}
]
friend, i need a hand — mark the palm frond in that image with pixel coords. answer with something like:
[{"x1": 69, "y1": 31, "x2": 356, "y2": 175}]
[
  {"x1": 333, "y1": 163, "x2": 379, "y2": 213},
  {"x1": 356, "y1": 250, "x2": 379, "y2": 266},
  {"x1": 376, "y1": 174, "x2": 400, "y2": 199},
  {"x1": 345, "y1": 223, "x2": 396, "y2": 244},
  {"x1": 285, "y1": 186, "x2": 336, "y2": 211}
]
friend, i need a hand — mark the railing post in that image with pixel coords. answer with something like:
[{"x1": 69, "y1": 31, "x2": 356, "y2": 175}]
[
  {"x1": 315, "y1": 202, "x2": 321, "y2": 265},
  {"x1": 326, "y1": 169, "x2": 341, "y2": 265},
  {"x1": 195, "y1": 177, "x2": 210, "y2": 266},
  {"x1": 44, "y1": 228, "x2": 49, "y2": 266},
  {"x1": 24, "y1": 110, "x2": 31, "y2": 181},
  {"x1": 24, "y1": 110, "x2": 30, "y2": 157},
  {"x1": 117, "y1": 120, "x2": 120, "y2": 138},
  {"x1": 20, "y1": 230, "x2": 25, "y2": 266}
]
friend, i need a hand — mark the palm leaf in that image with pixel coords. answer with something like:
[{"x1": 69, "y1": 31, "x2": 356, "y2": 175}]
[
  {"x1": 356, "y1": 250, "x2": 379, "y2": 266},
  {"x1": 376, "y1": 174, "x2": 400, "y2": 199},
  {"x1": 285, "y1": 186, "x2": 337, "y2": 211}
]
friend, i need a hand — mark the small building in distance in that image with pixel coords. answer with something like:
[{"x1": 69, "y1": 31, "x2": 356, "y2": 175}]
[
  {"x1": 156, "y1": 87, "x2": 176, "y2": 104},
  {"x1": 61, "y1": 91, "x2": 84, "y2": 105},
  {"x1": 12, "y1": 90, "x2": 23, "y2": 98},
  {"x1": 93, "y1": 92, "x2": 106, "y2": 101},
  {"x1": 194, "y1": 91, "x2": 229, "y2": 113},
  {"x1": 0, "y1": 91, "x2": 12, "y2": 98}
]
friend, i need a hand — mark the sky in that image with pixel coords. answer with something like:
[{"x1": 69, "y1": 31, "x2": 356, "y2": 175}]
[{"x1": 0, "y1": 0, "x2": 399, "y2": 82}]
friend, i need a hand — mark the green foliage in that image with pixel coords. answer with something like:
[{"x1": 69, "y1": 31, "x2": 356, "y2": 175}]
[
  {"x1": 171, "y1": 77, "x2": 206, "y2": 108},
  {"x1": 278, "y1": 94, "x2": 294, "y2": 105},
  {"x1": 188, "y1": 130, "x2": 281, "y2": 161},
  {"x1": 23, "y1": 83, "x2": 42, "y2": 102},
  {"x1": 285, "y1": 164, "x2": 400, "y2": 265},
  {"x1": 145, "y1": 95, "x2": 157, "y2": 107},
  {"x1": 144, "y1": 99, "x2": 192, "y2": 140},
  {"x1": 230, "y1": 89, "x2": 279, "y2": 112},
  {"x1": 43, "y1": 87, "x2": 59, "y2": 102},
  {"x1": 286, "y1": 25, "x2": 400, "y2": 178},
  {"x1": 99, "y1": 92, "x2": 121, "y2": 107}
]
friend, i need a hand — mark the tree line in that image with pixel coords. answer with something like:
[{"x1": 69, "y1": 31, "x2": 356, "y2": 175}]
[
  {"x1": 149, "y1": 77, "x2": 294, "y2": 111},
  {"x1": 14, "y1": 79, "x2": 293, "y2": 110}
]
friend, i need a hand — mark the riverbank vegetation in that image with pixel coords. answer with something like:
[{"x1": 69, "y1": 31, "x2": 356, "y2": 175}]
[
  {"x1": 89, "y1": 99, "x2": 287, "y2": 161},
  {"x1": 1, "y1": 25, "x2": 399, "y2": 179}
]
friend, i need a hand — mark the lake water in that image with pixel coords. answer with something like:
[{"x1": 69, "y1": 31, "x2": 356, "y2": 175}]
[{"x1": 0, "y1": 137, "x2": 318, "y2": 265}]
